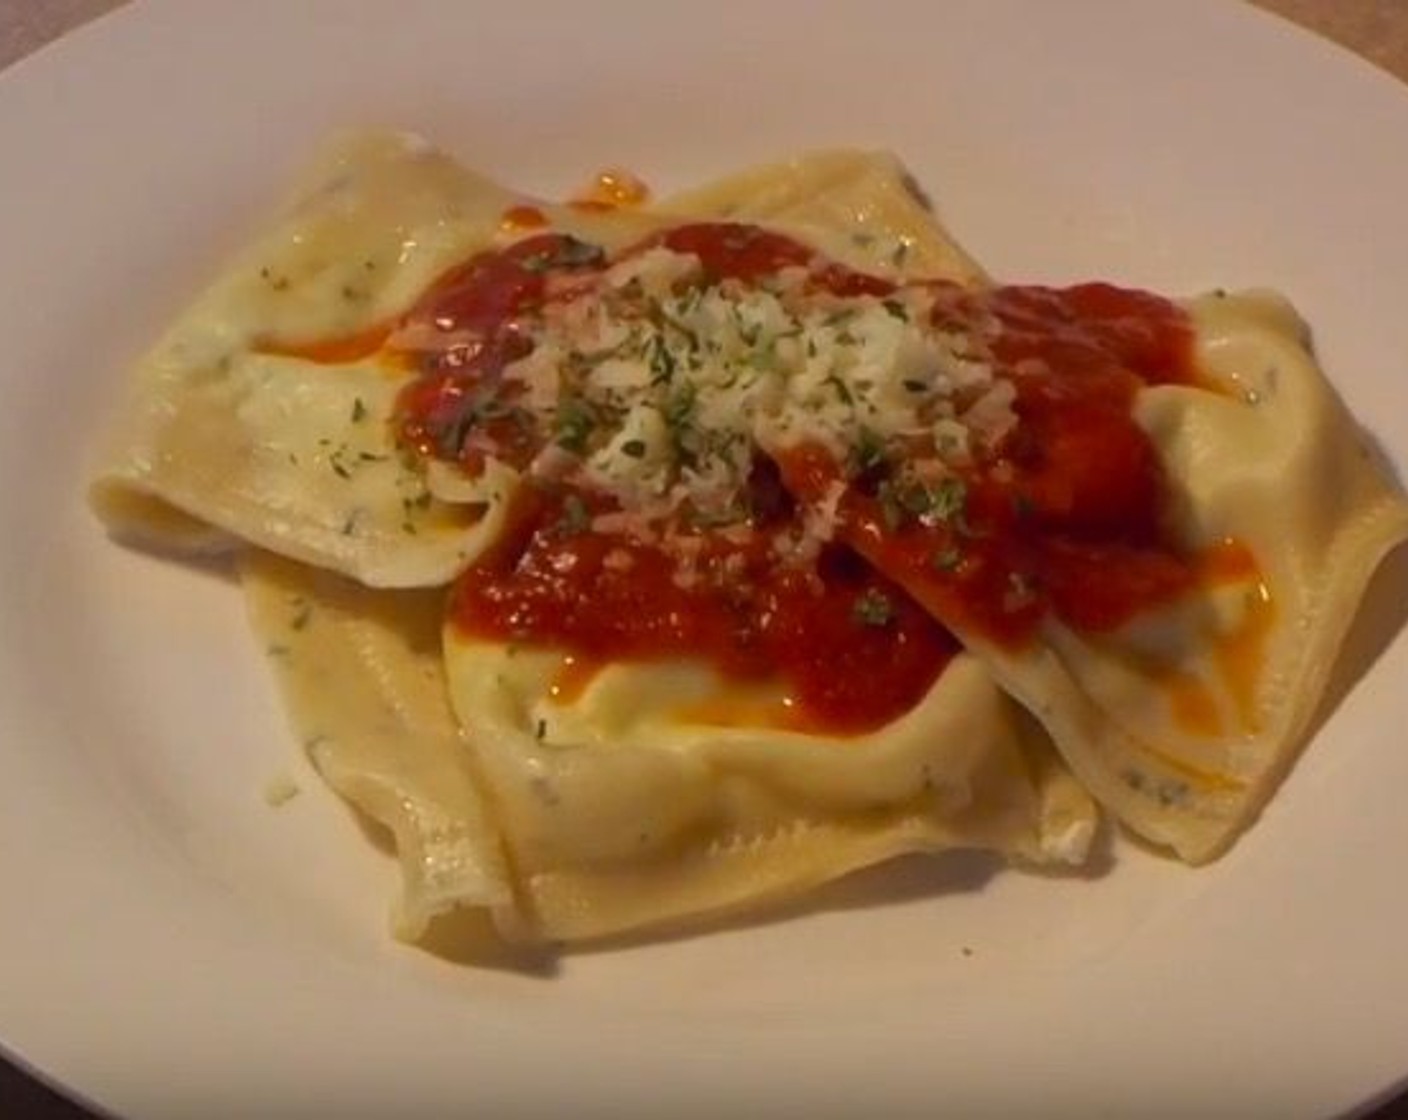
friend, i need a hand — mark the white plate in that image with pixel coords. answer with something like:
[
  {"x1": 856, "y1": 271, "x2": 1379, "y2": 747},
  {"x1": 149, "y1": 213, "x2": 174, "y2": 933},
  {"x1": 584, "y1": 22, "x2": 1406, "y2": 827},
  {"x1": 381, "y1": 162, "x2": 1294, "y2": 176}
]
[{"x1": 3, "y1": 1, "x2": 1408, "y2": 1116}]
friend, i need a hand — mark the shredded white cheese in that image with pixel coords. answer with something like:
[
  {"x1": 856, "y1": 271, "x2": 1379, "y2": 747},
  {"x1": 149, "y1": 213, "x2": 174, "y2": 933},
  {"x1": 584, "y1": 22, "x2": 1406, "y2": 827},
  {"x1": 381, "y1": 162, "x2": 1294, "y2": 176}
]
[{"x1": 490, "y1": 245, "x2": 1015, "y2": 538}]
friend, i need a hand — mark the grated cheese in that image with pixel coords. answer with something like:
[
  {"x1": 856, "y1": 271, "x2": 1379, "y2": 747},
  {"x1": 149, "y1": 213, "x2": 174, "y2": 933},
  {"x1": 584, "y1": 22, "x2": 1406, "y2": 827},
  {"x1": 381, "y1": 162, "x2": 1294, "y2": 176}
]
[{"x1": 480, "y1": 243, "x2": 1015, "y2": 546}]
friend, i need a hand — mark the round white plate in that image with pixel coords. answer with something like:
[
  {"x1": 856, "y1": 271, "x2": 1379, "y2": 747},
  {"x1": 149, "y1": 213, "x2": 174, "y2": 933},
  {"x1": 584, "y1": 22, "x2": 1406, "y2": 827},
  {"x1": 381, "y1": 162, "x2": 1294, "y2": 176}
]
[{"x1": 3, "y1": 2, "x2": 1408, "y2": 1116}]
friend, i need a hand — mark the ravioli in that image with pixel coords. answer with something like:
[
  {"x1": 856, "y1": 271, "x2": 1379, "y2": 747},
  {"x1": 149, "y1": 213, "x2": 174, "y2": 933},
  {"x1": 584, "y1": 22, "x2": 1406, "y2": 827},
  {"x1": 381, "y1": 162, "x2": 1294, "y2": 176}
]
[
  {"x1": 1103, "y1": 291, "x2": 1408, "y2": 857},
  {"x1": 91, "y1": 131, "x2": 667, "y2": 587},
  {"x1": 768, "y1": 286, "x2": 1408, "y2": 862},
  {"x1": 241, "y1": 550, "x2": 513, "y2": 939},
  {"x1": 91, "y1": 130, "x2": 1407, "y2": 951},
  {"x1": 441, "y1": 625, "x2": 1092, "y2": 942},
  {"x1": 658, "y1": 148, "x2": 988, "y2": 288}
]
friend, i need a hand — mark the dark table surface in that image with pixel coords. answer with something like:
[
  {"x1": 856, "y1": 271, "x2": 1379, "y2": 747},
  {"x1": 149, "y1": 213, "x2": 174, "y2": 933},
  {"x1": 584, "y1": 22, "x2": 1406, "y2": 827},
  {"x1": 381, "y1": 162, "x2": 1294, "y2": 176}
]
[{"x1": 3, "y1": 1050, "x2": 1408, "y2": 1120}]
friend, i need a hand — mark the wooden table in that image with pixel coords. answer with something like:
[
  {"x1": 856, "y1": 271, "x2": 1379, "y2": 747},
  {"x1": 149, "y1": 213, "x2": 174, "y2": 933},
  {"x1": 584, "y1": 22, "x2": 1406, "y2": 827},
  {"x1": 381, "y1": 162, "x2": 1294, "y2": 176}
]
[{"x1": 2, "y1": 2, "x2": 1406, "y2": 1117}]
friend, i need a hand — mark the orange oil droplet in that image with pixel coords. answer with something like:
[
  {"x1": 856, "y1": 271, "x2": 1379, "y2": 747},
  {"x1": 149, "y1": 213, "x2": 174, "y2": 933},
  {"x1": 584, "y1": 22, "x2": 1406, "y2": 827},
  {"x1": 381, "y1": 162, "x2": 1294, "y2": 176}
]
[
  {"x1": 1197, "y1": 538, "x2": 1260, "y2": 585},
  {"x1": 569, "y1": 168, "x2": 651, "y2": 211},
  {"x1": 256, "y1": 322, "x2": 392, "y2": 364},
  {"x1": 1157, "y1": 545, "x2": 1274, "y2": 739},
  {"x1": 548, "y1": 654, "x2": 602, "y2": 704},
  {"x1": 1164, "y1": 671, "x2": 1225, "y2": 738},
  {"x1": 1215, "y1": 580, "x2": 1275, "y2": 733},
  {"x1": 673, "y1": 691, "x2": 803, "y2": 732},
  {"x1": 500, "y1": 204, "x2": 548, "y2": 232}
]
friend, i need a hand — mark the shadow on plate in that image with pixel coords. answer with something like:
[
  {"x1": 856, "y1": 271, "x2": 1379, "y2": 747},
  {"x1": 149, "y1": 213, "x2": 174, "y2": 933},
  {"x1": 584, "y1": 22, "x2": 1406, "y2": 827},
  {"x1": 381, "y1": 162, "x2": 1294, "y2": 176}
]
[
  {"x1": 1305, "y1": 537, "x2": 1408, "y2": 739},
  {"x1": 415, "y1": 814, "x2": 1115, "y2": 973}
]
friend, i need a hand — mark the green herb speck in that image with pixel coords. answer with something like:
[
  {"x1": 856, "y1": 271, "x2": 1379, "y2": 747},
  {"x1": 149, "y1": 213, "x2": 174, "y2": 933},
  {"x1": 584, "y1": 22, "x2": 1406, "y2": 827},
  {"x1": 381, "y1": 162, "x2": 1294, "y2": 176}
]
[
  {"x1": 932, "y1": 547, "x2": 962, "y2": 572},
  {"x1": 852, "y1": 588, "x2": 895, "y2": 628},
  {"x1": 556, "y1": 494, "x2": 591, "y2": 536},
  {"x1": 554, "y1": 397, "x2": 597, "y2": 454}
]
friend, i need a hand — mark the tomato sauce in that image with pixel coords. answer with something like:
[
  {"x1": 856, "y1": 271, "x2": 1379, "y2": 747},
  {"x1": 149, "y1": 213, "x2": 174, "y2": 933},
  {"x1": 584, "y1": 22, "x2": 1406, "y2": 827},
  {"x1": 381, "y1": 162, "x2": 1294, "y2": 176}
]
[
  {"x1": 386, "y1": 220, "x2": 1239, "y2": 729},
  {"x1": 647, "y1": 222, "x2": 896, "y2": 296},
  {"x1": 450, "y1": 485, "x2": 957, "y2": 734}
]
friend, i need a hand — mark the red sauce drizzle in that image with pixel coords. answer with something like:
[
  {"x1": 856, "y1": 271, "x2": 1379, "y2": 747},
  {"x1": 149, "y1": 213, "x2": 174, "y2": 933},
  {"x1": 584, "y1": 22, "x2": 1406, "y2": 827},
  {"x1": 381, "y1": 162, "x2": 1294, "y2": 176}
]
[{"x1": 384, "y1": 221, "x2": 1224, "y2": 728}]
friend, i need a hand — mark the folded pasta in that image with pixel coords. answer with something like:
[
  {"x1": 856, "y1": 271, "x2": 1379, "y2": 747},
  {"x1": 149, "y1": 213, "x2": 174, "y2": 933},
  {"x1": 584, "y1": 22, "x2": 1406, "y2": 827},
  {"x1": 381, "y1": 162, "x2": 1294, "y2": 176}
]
[
  {"x1": 245, "y1": 546, "x2": 1092, "y2": 943},
  {"x1": 90, "y1": 133, "x2": 665, "y2": 587},
  {"x1": 768, "y1": 284, "x2": 1408, "y2": 862},
  {"x1": 91, "y1": 129, "x2": 1407, "y2": 948}
]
